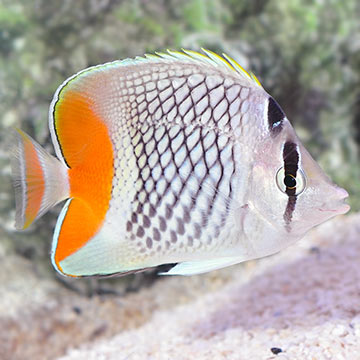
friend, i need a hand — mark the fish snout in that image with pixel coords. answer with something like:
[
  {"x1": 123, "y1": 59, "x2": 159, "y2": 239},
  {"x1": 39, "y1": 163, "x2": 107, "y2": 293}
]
[
  {"x1": 334, "y1": 186, "x2": 349, "y2": 200},
  {"x1": 318, "y1": 186, "x2": 350, "y2": 215}
]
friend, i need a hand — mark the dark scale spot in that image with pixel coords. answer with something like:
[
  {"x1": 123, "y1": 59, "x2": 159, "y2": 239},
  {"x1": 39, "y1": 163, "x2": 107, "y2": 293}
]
[
  {"x1": 165, "y1": 204, "x2": 173, "y2": 219},
  {"x1": 201, "y1": 211, "x2": 208, "y2": 227},
  {"x1": 176, "y1": 217, "x2": 185, "y2": 235},
  {"x1": 131, "y1": 212, "x2": 138, "y2": 223},
  {"x1": 187, "y1": 236, "x2": 193, "y2": 247},
  {"x1": 136, "y1": 203, "x2": 143, "y2": 214},
  {"x1": 136, "y1": 226, "x2": 145, "y2": 238},
  {"x1": 153, "y1": 227, "x2": 161, "y2": 241},
  {"x1": 146, "y1": 237, "x2": 152, "y2": 249},
  {"x1": 165, "y1": 241, "x2": 170, "y2": 249},
  {"x1": 183, "y1": 206, "x2": 191, "y2": 223},
  {"x1": 159, "y1": 216, "x2": 167, "y2": 232},
  {"x1": 149, "y1": 205, "x2": 156, "y2": 217},
  {"x1": 194, "y1": 223, "x2": 201, "y2": 239},
  {"x1": 126, "y1": 221, "x2": 132, "y2": 232},
  {"x1": 156, "y1": 245, "x2": 162, "y2": 252},
  {"x1": 170, "y1": 230, "x2": 177, "y2": 243},
  {"x1": 268, "y1": 97, "x2": 285, "y2": 135},
  {"x1": 130, "y1": 234, "x2": 136, "y2": 241},
  {"x1": 143, "y1": 215, "x2": 151, "y2": 228}
]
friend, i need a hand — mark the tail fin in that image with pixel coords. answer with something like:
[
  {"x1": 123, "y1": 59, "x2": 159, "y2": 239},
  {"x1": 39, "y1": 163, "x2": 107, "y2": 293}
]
[{"x1": 10, "y1": 129, "x2": 69, "y2": 230}]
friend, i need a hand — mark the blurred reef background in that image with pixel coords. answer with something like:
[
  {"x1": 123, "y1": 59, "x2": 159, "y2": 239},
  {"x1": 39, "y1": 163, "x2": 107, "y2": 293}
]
[
  {"x1": 0, "y1": 1, "x2": 359, "y2": 358},
  {"x1": 1, "y1": 0, "x2": 359, "y2": 298}
]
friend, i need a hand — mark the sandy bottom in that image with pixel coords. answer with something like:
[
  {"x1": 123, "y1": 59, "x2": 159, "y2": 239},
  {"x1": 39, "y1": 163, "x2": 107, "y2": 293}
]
[
  {"x1": 1, "y1": 214, "x2": 360, "y2": 360},
  {"x1": 59, "y1": 214, "x2": 360, "y2": 360}
]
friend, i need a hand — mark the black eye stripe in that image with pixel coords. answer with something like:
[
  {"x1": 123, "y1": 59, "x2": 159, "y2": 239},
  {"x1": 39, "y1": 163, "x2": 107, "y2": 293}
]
[
  {"x1": 283, "y1": 141, "x2": 299, "y2": 182},
  {"x1": 282, "y1": 141, "x2": 300, "y2": 229},
  {"x1": 284, "y1": 196, "x2": 296, "y2": 228},
  {"x1": 268, "y1": 97, "x2": 285, "y2": 135}
]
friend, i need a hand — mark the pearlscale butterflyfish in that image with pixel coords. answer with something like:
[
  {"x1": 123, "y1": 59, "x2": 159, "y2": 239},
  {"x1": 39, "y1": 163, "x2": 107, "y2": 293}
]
[{"x1": 10, "y1": 50, "x2": 350, "y2": 277}]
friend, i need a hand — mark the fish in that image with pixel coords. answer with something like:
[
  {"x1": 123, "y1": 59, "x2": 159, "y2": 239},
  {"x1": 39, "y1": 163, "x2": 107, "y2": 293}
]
[{"x1": 10, "y1": 49, "x2": 350, "y2": 277}]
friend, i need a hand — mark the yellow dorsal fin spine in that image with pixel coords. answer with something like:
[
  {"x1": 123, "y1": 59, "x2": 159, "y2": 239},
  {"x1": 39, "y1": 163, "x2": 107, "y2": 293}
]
[
  {"x1": 152, "y1": 49, "x2": 262, "y2": 88},
  {"x1": 222, "y1": 53, "x2": 251, "y2": 79},
  {"x1": 250, "y1": 71, "x2": 262, "y2": 88},
  {"x1": 201, "y1": 48, "x2": 236, "y2": 72}
]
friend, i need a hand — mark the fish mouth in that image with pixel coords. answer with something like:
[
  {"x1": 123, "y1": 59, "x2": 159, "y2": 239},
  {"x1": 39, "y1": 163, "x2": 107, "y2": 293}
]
[
  {"x1": 318, "y1": 188, "x2": 350, "y2": 215},
  {"x1": 318, "y1": 203, "x2": 350, "y2": 215}
]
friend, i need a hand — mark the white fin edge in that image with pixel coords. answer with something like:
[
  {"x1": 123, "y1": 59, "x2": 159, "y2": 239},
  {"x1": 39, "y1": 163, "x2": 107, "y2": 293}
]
[
  {"x1": 51, "y1": 198, "x2": 72, "y2": 275},
  {"x1": 159, "y1": 256, "x2": 243, "y2": 276}
]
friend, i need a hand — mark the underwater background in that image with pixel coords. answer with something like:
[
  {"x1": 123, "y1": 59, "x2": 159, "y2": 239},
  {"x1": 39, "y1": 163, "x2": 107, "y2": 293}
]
[{"x1": 0, "y1": 1, "x2": 359, "y2": 359}]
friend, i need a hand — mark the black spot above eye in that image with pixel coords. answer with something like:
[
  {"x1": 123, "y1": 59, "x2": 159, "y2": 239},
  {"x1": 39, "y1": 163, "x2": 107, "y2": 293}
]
[
  {"x1": 268, "y1": 97, "x2": 285, "y2": 135},
  {"x1": 284, "y1": 174, "x2": 296, "y2": 188}
]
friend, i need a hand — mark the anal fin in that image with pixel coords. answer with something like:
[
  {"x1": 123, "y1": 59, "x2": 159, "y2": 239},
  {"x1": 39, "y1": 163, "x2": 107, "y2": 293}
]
[{"x1": 159, "y1": 257, "x2": 242, "y2": 276}]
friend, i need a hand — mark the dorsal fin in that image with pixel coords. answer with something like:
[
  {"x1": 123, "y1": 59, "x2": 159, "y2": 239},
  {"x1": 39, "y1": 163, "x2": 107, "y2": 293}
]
[{"x1": 150, "y1": 49, "x2": 263, "y2": 88}]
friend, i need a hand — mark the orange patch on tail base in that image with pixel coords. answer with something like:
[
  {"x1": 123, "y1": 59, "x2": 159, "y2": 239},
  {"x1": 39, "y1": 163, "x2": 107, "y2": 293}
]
[
  {"x1": 20, "y1": 131, "x2": 46, "y2": 228},
  {"x1": 53, "y1": 91, "x2": 114, "y2": 267}
]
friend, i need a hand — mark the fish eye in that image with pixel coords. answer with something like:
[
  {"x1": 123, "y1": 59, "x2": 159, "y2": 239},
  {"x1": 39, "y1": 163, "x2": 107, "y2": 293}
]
[
  {"x1": 284, "y1": 174, "x2": 296, "y2": 189},
  {"x1": 276, "y1": 167, "x2": 306, "y2": 195}
]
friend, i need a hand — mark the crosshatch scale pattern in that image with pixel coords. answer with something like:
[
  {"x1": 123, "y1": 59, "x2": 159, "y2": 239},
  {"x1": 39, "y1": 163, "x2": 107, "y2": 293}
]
[{"x1": 94, "y1": 59, "x2": 257, "y2": 265}]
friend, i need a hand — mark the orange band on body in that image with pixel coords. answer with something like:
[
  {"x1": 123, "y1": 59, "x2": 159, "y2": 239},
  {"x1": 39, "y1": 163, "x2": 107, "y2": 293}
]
[{"x1": 53, "y1": 91, "x2": 114, "y2": 264}]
